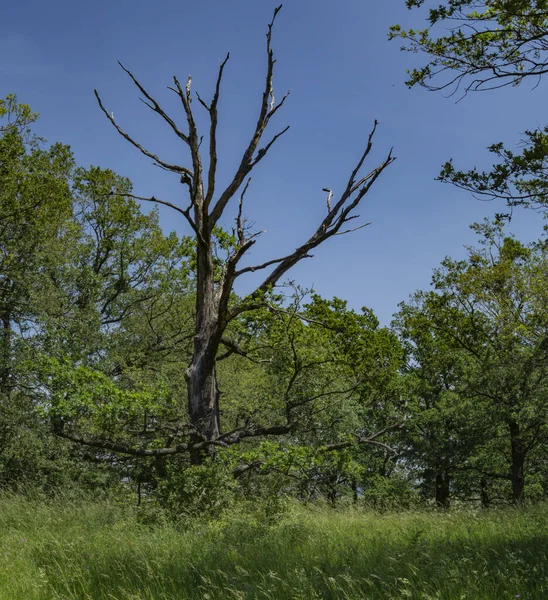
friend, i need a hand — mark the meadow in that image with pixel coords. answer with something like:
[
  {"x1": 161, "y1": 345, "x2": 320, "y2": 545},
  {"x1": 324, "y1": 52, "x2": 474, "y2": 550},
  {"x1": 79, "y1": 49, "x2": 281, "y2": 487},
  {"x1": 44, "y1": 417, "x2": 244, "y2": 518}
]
[{"x1": 1, "y1": 496, "x2": 546, "y2": 599}]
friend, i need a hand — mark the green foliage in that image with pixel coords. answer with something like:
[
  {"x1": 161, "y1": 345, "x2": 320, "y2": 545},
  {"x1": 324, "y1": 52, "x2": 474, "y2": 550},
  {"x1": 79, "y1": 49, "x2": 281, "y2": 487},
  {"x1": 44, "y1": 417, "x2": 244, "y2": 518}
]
[
  {"x1": 154, "y1": 459, "x2": 238, "y2": 520},
  {"x1": 395, "y1": 220, "x2": 548, "y2": 505},
  {"x1": 360, "y1": 473, "x2": 419, "y2": 511},
  {"x1": 439, "y1": 126, "x2": 548, "y2": 215},
  {"x1": 0, "y1": 88, "x2": 404, "y2": 512},
  {"x1": 0, "y1": 95, "x2": 195, "y2": 496},
  {"x1": 390, "y1": 0, "x2": 548, "y2": 93},
  {"x1": 0, "y1": 94, "x2": 74, "y2": 389},
  {"x1": 0, "y1": 94, "x2": 38, "y2": 133},
  {"x1": 3, "y1": 90, "x2": 548, "y2": 515},
  {"x1": 37, "y1": 356, "x2": 169, "y2": 427},
  {"x1": 0, "y1": 392, "x2": 67, "y2": 492},
  {"x1": 216, "y1": 292, "x2": 405, "y2": 505}
]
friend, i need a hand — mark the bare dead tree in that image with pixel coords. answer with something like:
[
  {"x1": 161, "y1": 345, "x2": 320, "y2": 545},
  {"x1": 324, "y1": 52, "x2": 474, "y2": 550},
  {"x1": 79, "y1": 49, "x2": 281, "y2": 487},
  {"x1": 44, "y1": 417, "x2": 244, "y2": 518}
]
[{"x1": 61, "y1": 5, "x2": 394, "y2": 462}]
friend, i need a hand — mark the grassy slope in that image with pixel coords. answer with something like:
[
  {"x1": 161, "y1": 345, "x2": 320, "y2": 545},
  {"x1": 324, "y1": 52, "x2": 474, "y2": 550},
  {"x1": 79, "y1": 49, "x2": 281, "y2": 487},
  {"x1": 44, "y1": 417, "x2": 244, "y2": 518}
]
[{"x1": 0, "y1": 496, "x2": 546, "y2": 599}]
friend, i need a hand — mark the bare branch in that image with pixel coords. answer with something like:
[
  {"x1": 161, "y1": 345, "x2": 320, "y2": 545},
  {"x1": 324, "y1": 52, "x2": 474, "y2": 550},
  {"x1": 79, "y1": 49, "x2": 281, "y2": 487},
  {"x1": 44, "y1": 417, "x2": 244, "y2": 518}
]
[
  {"x1": 323, "y1": 420, "x2": 405, "y2": 453},
  {"x1": 224, "y1": 424, "x2": 291, "y2": 445},
  {"x1": 117, "y1": 61, "x2": 190, "y2": 144},
  {"x1": 236, "y1": 178, "x2": 252, "y2": 246},
  {"x1": 217, "y1": 336, "x2": 271, "y2": 363},
  {"x1": 235, "y1": 251, "x2": 310, "y2": 278},
  {"x1": 94, "y1": 90, "x2": 193, "y2": 178},
  {"x1": 323, "y1": 188, "x2": 333, "y2": 212},
  {"x1": 233, "y1": 461, "x2": 263, "y2": 478},
  {"x1": 232, "y1": 420, "x2": 403, "y2": 478},
  {"x1": 204, "y1": 53, "x2": 230, "y2": 207},
  {"x1": 57, "y1": 428, "x2": 190, "y2": 457},
  {"x1": 287, "y1": 379, "x2": 364, "y2": 412},
  {"x1": 250, "y1": 125, "x2": 290, "y2": 167},
  {"x1": 229, "y1": 126, "x2": 394, "y2": 319},
  {"x1": 215, "y1": 178, "x2": 267, "y2": 324},
  {"x1": 266, "y1": 90, "x2": 290, "y2": 121},
  {"x1": 209, "y1": 5, "x2": 288, "y2": 228},
  {"x1": 333, "y1": 221, "x2": 371, "y2": 236},
  {"x1": 170, "y1": 75, "x2": 205, "y2": 206},
  {"x1": 347, "y1": 120, "x2": 379, "y2": 194},
  {"x1": 350, "y1": 166, "x2": 385, "y2": 194}
]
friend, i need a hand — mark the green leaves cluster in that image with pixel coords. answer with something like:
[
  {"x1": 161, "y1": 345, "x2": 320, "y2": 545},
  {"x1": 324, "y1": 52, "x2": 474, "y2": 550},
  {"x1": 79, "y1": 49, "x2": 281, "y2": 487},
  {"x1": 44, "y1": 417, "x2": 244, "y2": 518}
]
[
  {"x1": 390, "y1": 0, "x2": 548, "y2": 93},
  {"x1": 439, "y1": 127, "x2": 548, "y2": 215}
]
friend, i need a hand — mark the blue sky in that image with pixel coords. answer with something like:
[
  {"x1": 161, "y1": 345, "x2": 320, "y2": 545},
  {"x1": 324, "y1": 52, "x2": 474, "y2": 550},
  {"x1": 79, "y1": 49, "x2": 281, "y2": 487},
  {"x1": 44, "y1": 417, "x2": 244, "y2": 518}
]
[{"x1": 2, "y1": 0, "x2": 546, "y2": 325}]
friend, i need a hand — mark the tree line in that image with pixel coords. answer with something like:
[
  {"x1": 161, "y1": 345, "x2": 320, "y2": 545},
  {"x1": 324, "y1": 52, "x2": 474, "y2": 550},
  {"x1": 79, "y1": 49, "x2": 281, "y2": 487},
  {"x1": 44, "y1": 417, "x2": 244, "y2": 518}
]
[{"x1": 1, "y1": 2, "x2": 548, "y2": 512}]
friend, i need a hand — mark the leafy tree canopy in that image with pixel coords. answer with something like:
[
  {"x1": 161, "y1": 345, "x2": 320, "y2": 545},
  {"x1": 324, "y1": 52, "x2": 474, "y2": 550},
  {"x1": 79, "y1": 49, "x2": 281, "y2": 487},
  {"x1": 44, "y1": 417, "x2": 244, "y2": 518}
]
[
  {"x1": 390, "y1": 0, "x2": 548, "y2": 94},
  {"x1": 439, "y1": 126, "x2": 548, "y2": 215}
]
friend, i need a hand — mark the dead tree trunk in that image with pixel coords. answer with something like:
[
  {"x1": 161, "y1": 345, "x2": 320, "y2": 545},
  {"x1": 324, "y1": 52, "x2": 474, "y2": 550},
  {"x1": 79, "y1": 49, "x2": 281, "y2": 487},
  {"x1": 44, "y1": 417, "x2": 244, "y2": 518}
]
[
  {"x1": 185, "y1": 230, "x2": 222, "y2": 460},
  {"x1": 81, "y1": 5, "x2": 395, "y2": 460}
]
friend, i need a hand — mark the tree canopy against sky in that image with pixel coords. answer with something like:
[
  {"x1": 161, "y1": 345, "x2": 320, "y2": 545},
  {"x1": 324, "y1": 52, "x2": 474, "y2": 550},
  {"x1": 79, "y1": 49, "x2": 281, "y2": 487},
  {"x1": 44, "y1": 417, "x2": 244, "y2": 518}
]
[
  {"x1": 391, "y1": 0, "x2": 548, "y2": 94},
  {"x1": 391, "y1": 0, "x2": 548, "y2": 218},
  {"x1": 396, "y1": 221, "x2": 548, "y2": 505},
  {"x1": 1, "y1": 0, "x2": 545, "y2": 324},
  {"x1": 2, "y1": 98, "x2": 547, "y2": 506}
]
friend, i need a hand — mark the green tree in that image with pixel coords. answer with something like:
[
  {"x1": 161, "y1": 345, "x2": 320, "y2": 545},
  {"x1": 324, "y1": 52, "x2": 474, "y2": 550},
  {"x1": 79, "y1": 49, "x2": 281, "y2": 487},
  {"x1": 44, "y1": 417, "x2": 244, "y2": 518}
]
[
  {"x1": 38, "y1": 167, "x2": 196, "y2": 480},
  {"x1": 0, "y1": 96, "x2": 95, "y2": 492},
  {"x1": 0, "y1": 95, "x2": 197, "y2": 494},
  {"x1": 394, "y1": 300, "x2": 481, "y2": 507},
  {"x1": 225, "y1": 293, "x2": 404, "y2": 504},
  {"x1": 0, "y1": 94, "x2": 74, "y2": 395},
  {"x1": 398, "y1": 221, "x2": 548, "y2": 504}
]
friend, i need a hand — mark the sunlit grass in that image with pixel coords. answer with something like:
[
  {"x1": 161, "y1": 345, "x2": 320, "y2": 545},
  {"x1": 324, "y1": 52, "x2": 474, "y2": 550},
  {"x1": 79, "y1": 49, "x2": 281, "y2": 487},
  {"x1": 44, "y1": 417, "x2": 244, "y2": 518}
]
[{"x1": 1, "y1": 495, "x2": 546, "y2": 599}]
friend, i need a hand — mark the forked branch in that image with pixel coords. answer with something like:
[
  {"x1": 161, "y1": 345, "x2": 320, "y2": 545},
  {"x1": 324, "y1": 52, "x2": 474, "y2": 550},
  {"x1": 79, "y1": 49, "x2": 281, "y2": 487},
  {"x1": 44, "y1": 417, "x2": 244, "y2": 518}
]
[
  {"x1": 94, "y1": 90, "x2": 193, "y2": 178},
  {"x1": 208, "y1": 5, "x2": 289, "y2": 228},
  {"x1": 199, "y1": 53, "x2": 231, "y2": 206},
  {"x1": 117, "y1": 61, "x2": 190, "y2": 144},
  {"x1": 230, "y1": 121, "x2": 395, "y2": 319}
]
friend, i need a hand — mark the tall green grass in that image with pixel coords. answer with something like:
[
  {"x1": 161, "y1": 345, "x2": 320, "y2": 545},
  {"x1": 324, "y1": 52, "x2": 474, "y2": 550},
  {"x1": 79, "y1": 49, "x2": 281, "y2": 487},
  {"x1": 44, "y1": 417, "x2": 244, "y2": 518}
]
[{"x1": 0, "y1": 495, "x2": 546, "y2": 599}]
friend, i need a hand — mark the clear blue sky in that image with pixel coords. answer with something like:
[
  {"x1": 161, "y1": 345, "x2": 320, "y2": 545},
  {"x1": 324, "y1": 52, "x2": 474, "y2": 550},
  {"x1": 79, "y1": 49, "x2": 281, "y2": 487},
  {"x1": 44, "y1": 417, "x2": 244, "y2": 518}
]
[{"x1": 2, "y1": 0, "x2": 545, "y2": 325}]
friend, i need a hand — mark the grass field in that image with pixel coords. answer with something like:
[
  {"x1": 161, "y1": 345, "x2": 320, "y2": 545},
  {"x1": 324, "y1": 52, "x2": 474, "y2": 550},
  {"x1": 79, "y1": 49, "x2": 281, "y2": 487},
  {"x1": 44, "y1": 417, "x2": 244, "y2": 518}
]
[{"x1": 0, "y1": 495, "x2": 546, "y2": 599}]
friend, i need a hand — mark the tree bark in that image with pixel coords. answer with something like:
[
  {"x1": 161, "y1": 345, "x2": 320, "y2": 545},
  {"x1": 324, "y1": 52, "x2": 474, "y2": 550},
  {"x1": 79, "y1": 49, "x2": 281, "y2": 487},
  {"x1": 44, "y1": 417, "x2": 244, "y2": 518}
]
[
  {"x1": 185, "y1": 355, "x2": 221, "y2": 460},
  {"x1": 480, "y1": 477, "x2": 490, "y2": 509},
  {"x1": 185, "y1": 234, "x2": 222, "y2": 463},
  {"x1": 0, "y1": 309, "x2": 11, "y2": 396},
  {"x1": 352, "y1": 477, "x2": 359, "y2": 505},
  {"x1": 435, "y1": 469, "x2": 451, "y2": 509},
  {"x1": 509, "y1": 420, "x2": 526, "y2": 505},
  {"x1": 327, "y1": 474, "x2": 338, "y2": 507}
]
